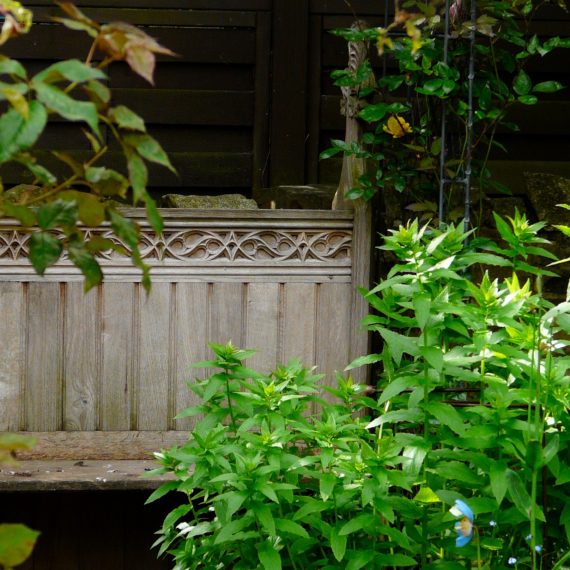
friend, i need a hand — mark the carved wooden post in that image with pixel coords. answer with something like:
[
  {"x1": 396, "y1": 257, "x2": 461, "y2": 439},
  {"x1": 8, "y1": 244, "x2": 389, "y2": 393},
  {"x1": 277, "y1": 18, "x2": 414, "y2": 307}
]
[{"x1": 332, "y1": 21, "x2": 373, "y2": 211}]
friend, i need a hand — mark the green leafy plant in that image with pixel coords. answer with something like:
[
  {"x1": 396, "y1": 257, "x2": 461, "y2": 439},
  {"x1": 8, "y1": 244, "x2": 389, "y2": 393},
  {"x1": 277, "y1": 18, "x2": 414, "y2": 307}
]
[
  {"x1": 324, "y1": 0, "x2": 570, "y2": 223},
  {"x1": 0, "y1": 1, "x2": 176, "y2": 290},
  {"x1": 153, "y1": 210, "x2": 569, "y2": 569},
  {"x1": 0, "y1": 433, "x2": 38, "y2": 570}
]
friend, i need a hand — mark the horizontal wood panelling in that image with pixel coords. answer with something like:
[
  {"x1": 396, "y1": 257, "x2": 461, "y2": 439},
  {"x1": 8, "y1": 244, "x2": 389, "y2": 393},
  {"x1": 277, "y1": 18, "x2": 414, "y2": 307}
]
[
  {"x1": 5, "y1": 26, "x2": 256, "y2": 65},
  {"x1": 31, "y1": 7, "x2": 257, "y2": 27},
  {"x1": 1, "y1": 151, "x2": 253, "y2": 188},
  {"x1": 108, "y1": 62, "x2": 254, "y2": 90},
  {"x1": 310, "y1": 0, "x2": 391, "y2": 14},
  {"x1": 27, "y1": 0, "x2": 271, "y2": 8},
  {"x1": 111, "y1": 89, "x2": 254, "y2": 126}
]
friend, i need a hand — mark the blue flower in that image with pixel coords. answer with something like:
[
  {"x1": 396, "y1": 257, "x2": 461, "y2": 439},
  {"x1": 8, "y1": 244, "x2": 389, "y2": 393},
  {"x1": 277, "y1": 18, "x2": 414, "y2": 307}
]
[{"x1": 450, "y1": 499, "x2": 475, "y2": 547}]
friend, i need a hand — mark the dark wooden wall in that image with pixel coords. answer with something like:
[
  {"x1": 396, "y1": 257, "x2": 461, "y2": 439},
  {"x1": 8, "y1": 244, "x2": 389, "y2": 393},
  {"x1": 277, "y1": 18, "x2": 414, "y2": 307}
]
[{"x1": 3, "y1": 0, "x2": 569, "y2": 201}]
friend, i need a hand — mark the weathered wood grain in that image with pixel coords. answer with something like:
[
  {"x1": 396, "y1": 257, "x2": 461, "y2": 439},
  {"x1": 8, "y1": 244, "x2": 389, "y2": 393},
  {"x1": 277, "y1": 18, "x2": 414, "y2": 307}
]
[
  {"x1": 138, "y1": 283, "x2": 171, "y2": 430},
  {"x1": 209, "y1": 282, "x2": 245, "y2": 347},
  {"x1": 281, "y1": 283, "x2": 317, "y2": 368},
  {"x1": 101, "y1": 283, "x2": 135, "y2": 430},
  {"x1": 63, "y1": 283, "x2": 99, "y2": 430},
  {"x1": 174, "y1": 282, "x2": 209, "y2": 430},
  {"x1": 0, "y1": 283, "x2": 23, "y2": 431},
  {"x1": 11, "y1": 430, "x2": 188, "y2": 460},
  {"x1": 25, "y1": 283, "x2": 62, "y2": 431},
  {"x1": 246, "y1": 282, "x2": 280, "y2": 371},
  {"x1": 315, "y1": 283, "x2": 351, "y2": 395},
  {"x1": 0, "y1": 460, "x2": 173, "y2": 491}
]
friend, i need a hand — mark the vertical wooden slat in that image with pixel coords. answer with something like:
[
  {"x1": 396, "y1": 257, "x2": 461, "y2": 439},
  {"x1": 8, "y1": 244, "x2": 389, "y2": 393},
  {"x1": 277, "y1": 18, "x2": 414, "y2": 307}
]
[
  {"x1": 0, "y1": 283, "x2": 23, "y2": 431},
  {"x1": 25, "y1": 283, "x2": 62, "y2": 431},
  {"x1": 281, "y1": 282, "x2": 317, "y2": 367},
  {"x1": 270, "y1": 0, "x2": 310, "y2": 186},
  {"x1": 253, "y1": 11, "x2": 272, "y2": 190},
  {"x1": 174, "y1": 282, "x2": 209, "y2": 429},
  {"x1": 209, "y1": 282, "x2": 245, "y2": 346},
  {"x1": 100, "y1": 283, "x2": 134, "y2": 431},
  {"x1": 138, "y1": 283, "x2": 171, "y2": 430},
  {"x1": 306, "y1": 14, "x2": 323, "y2": 183},
  {"x1": 63, "y1": 283, "x2": 99, "y2": 431},
  {"x1": 349, "y1": 202, "x2": 373, "y2": 383},
  {"x1": 246, "y1": 282, "x2": 279, "y2": 372},
  {"x1": 315, "y1": 282, "x2": 351, "y2": 388}
]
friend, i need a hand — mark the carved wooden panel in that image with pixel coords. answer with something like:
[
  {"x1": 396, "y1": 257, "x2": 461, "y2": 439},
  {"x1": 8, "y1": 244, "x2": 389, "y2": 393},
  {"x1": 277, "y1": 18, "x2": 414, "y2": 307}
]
[{"x1": 0, "y1": 209, "x2": 371, "y2": 453}]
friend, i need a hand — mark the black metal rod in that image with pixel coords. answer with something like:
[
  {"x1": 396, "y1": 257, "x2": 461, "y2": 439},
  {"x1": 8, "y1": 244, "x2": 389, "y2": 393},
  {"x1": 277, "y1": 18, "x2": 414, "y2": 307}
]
[
  {"x1": 463, "y1": 0, "x2": 477, "y2": 238},
  {"x1": 438, "y1": 0, "x2": 451, "y2": 227}
]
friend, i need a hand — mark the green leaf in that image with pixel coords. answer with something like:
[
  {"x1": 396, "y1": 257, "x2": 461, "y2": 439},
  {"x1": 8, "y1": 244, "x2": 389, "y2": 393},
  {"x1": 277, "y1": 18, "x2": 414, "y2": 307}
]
[
  {"x1": 358, "y1": 103, "x2": 390, "y2": 122},
  {"x1": 29, "y1": 232, "x2": 63, "y2": 274},
  {"x1": 258, "y1": 541, "x2": 281, "y2": 570},
  {"x1": 414, "y1": 487, "x2": 441, "y2": 504},
  {"x1": 375, "y1": 554, "x2": 417, "y2": 566},
  {"x1": 532, "y1": 81, "x2": 564, "y2": 93},
  {"x1": 59, "y1": 191, "x2": 105, "y2": 227},
  {"x1": 377, "y1": 375, "x2": 416, "y2": 405},
  {"x1": 330, "y1": 526, "x2": 347, "y2": 562},
  {"x1": 109, "y1": 105, "x2": 146, "y2": 132},
  {"x1": 513, "y1": 69, "x2": 532, "y2": 95},
  {"x1": 108, "y1": 209, "x2": 139, "y2": 249},
  {"x1": 378, "y1": 327, "x2": 420, "y2": 366},
  {"x1": 274, "y1": 519, "x2": 309, "y2": 538},
  {"x1": 124, "y1": 133, "x2": 175, "y2": 173},
  {"x1": 0, "y1": 58, "x2": 27, "y2": 79},
  {"x1": 143, "y1": 193, "x2": 163, "y2": 234},
  {"x1": 126, "y1": 150, "x2": 148, "y2": 203},
  {"x1": 68, "y1": 243, "x2": 103, "y2": 292},
  {"x1": 37, "y1": 200, "x2": 78, "y2": 230},
  {"x1": 0, "y1": 101, "x2": 48, "y2": 163},
  {"x1": 518, "y1": 94, "x2": 538, "y2": 105},
  {"x1": 86, "y1": 166, "x2": 129, "y2": 198},
  {"x1": 3, "y1": 202, "x2": 37, "y2": 226},
  {"x1": 145, "y1": 480, "x2": 180, "y2": 504},
  {"x1": 345, "y1": 353, "x2": 382, "y2": 371},
  {"x1": 420, "y1": 345, "x2": 443, "y2": 372},
  {"x1": 33, "y1": 81, "x2": 101, "y2": 138},
  {"x1": 34, "y1": 59, "x2": 106, "y2": 84},
  {"x1": 320, "y1": 473, "x2": 336, "y2": 501},
  {"x1": 213, "y1": 517, "x2": 251, "y2": 544},
  {"x1": 490, "y1": 461, "x2": 509, "y2": 506},
  {"x1": 346, "y1": 550, "x2": 375, "y2": 570},
  {"x1": 507, "y1": 470, "x2": 544, "y2": 520},
  {"x1": 413, "y1": 293, "x2": 431, "y2": 329},
  {"x1": 319, "y1": 146, "x2": 343, "y2": 159},
  {"x1": 253, "y1": 504, "x2": 276, "y2": 536},
  {"x1": 0, "y1": 524, "x2": 40, "y2": 568},
  {"x1": 426, "y1": 402, "x2": 465, "y2": 435}
]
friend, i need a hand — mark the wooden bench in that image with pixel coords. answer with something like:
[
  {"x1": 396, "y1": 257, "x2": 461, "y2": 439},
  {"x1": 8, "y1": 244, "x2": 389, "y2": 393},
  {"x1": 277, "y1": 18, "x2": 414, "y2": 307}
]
[{"x1": 0, "y1": 208, "x2": 371, "y2": 491}]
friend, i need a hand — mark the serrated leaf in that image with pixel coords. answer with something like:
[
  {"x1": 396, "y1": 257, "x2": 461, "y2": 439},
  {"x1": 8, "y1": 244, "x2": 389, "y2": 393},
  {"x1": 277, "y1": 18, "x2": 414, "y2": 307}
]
[
  {"x1": 126, "y1": 150, "x2": 148, "y2": 203},
  {"x1": 124, "y1": 134, "x2": 175, "y2": 173},
  {"x1": 108, "y1": 209, "x2": 139, "y2": 249},
  {"x1": 513, "y1": 69, "x2": 532, "y2": 95},
  {"x1": 33, "y1": 81, "x2": 100, "y2": 138},
  {"x1": 37, "y1": 200, "x2": 77, "y2": 229},
  {"x1": 532, "y1": 80, "x2": 564, "y2": 93},
  {"x1": 345, "y1": 353, "x2": 382, "y2": 371},
  {"x1": 378, "y1": 327, "x2": 420, "y2": 366},
  {"x1": 0, "y1": 101, "x2": 48, "y2": 163},
  {"x1": 377, "y1": 375, "x2": 416, "y2": 405},
  {"x1": 86, "y1": 166, "x2": 129, "y2": 198},
  {"x1": 29, "y1": 232, "x2": 63, "y2": 274},
  {"x1": 68, "y1": 243, "x2": 103, "y2": 291},
  {"x1": 109, "y1": 105, "x2": 146, "y2": 132},
  {"x1": 143, "y1": 192, "x2": 163, "y2": 233},
  {"x1": 0, "y1": 524, "x2": 40, "y2": 567}
]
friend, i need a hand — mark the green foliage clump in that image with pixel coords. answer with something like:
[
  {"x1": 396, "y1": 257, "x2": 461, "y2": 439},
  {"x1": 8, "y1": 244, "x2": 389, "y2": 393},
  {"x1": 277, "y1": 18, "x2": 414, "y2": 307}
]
[
  {"x1": 154, "y1": 212, "x2": 570, "y2": 569},
  {"x1": 323, "y1": 0, "x2": 570, "y2": 220},
  {"x1": 0, "y1": 1, "x2": 176, "y2": 290}
]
